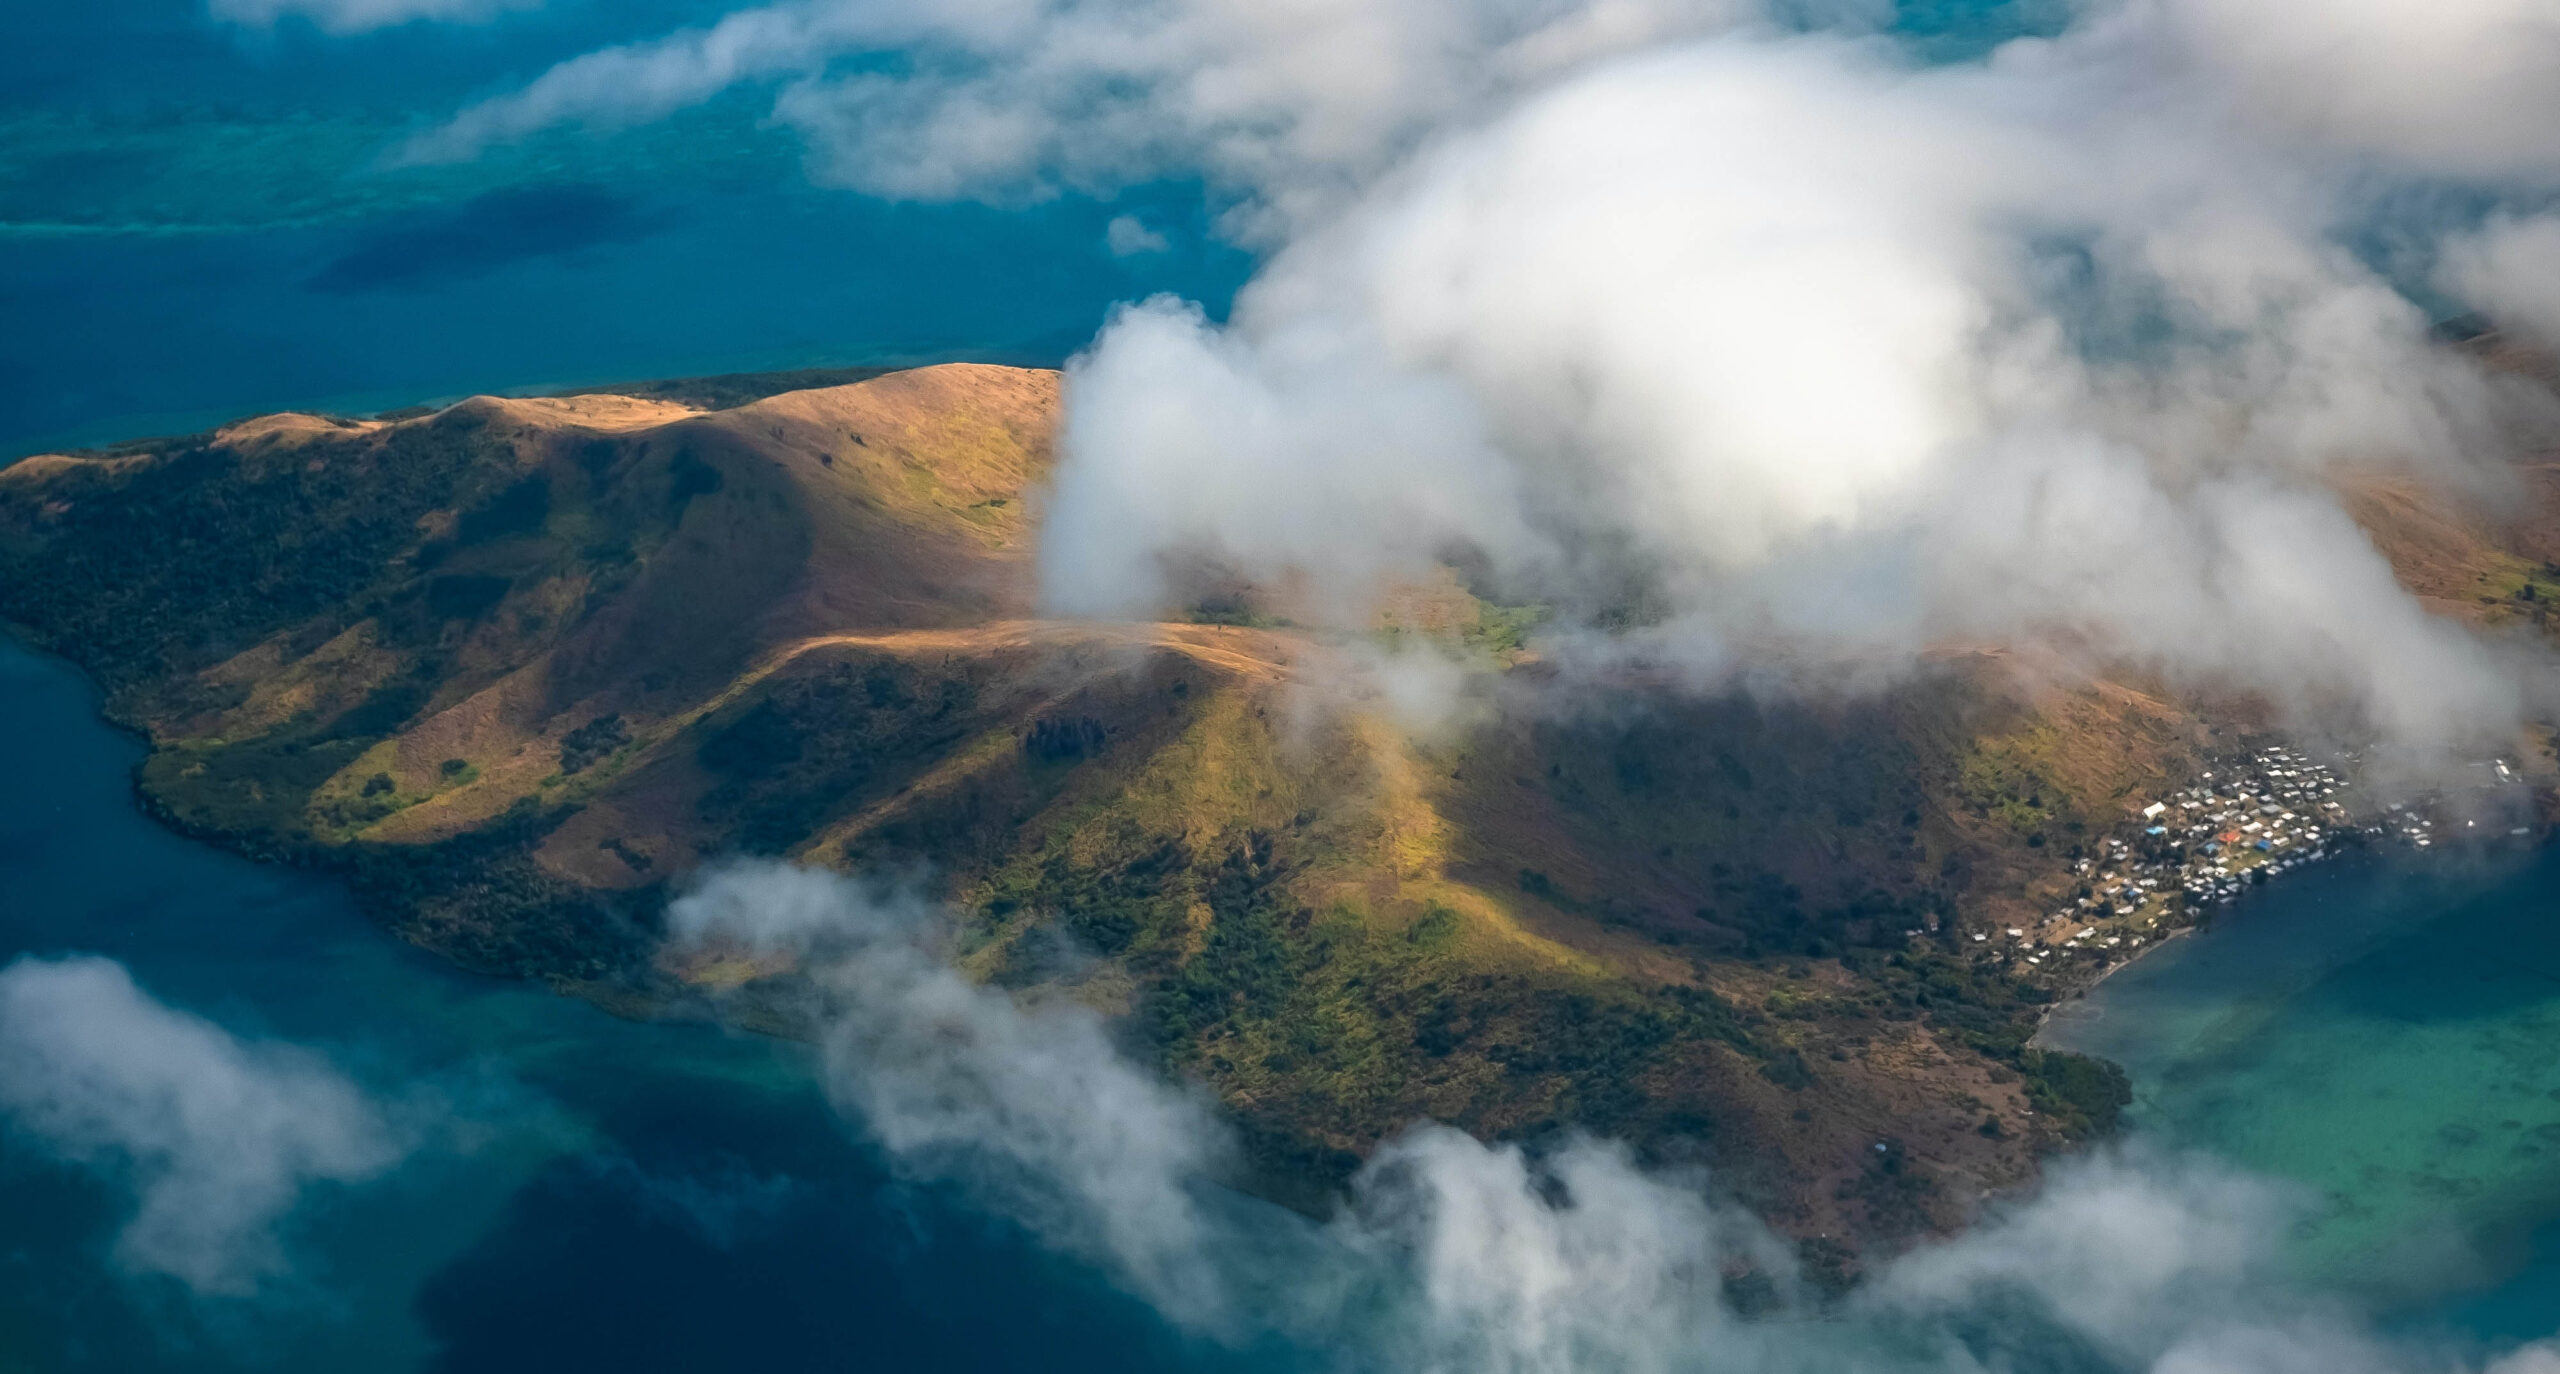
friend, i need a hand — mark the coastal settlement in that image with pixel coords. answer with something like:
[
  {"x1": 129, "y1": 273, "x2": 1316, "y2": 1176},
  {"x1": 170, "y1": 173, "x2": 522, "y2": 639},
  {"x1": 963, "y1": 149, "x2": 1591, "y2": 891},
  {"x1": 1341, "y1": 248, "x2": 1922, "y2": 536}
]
[{"x1": 1979, "y1": 743, "x2": 2543, "y2": 980}]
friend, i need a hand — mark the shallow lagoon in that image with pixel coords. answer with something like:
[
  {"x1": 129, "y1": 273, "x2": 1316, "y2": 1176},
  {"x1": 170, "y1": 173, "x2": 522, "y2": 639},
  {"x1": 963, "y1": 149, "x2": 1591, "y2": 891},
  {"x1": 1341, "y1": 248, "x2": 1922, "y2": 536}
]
[
  {"x1": 2042, "y1": 845, "x2": 2560, "y2": 1335},
  {"x1": 10, "y1": 617, "x2": 2558, "y2": 1370}
]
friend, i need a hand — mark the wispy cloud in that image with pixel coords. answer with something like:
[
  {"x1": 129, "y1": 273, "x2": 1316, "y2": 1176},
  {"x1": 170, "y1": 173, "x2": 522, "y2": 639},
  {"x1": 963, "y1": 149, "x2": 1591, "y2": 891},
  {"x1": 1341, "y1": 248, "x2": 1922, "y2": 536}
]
[
  {"x1": 0, "y1": 955, "x2": 414, "y2": 1295},
  {"x1": 1106, "y1": 214, "x2": 1171, "y2": 257},
  {"x1": 209, "y1": 0, "x2": 536, "y2": 35},
  {"x1": 668, "y1": 862, "x2": 1237, "y2": 1326},
  {"x1": 2443, "y1": 214, "x2": 2560, "y2": 349},
  {"x1": 672, "y1": 859, "x2": 2560, "y2": 1373},
  {"x1": 400, "y1": 0, "x2": 1774, "y2": 219}
]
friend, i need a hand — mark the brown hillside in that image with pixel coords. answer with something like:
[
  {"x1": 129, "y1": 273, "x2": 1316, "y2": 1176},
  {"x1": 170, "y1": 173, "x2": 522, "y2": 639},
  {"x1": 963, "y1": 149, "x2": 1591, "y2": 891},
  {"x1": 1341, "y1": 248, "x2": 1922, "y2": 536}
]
[{"x1": 6, "y1": 364, "x2": 2556, "y2": 1258}]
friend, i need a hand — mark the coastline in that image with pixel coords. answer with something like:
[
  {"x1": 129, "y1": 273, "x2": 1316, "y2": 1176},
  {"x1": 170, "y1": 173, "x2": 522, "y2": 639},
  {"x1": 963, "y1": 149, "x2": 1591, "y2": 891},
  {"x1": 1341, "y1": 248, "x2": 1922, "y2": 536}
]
[
  {"x1": 2002, "y1": 728, "x2": 2557, "y2": 1051},
  {"x1": 2030, "y1": 921, "x2": 2197, "y2": 1040},
  {"x1": 8, "y1": 375, "x2": 2550, "y2": 1265},
  {"x1": 2016, "y1": 833, "x2": 2560, "y2": 1322},
  {"x1": 2031, "y1": 835, "x2": 2559, "y2": 1068}
]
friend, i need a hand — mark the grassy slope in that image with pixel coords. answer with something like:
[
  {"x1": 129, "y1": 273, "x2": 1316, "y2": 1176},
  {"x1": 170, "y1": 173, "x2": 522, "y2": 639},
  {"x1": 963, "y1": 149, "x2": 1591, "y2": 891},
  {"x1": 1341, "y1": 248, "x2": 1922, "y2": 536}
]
[{"x1": 9, "y1": 366, "x2": 2551, "y2": 1256}]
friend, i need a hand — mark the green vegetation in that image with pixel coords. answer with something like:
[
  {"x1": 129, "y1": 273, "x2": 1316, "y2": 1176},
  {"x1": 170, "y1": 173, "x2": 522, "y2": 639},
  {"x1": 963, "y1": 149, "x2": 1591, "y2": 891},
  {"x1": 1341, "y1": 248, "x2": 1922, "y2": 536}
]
[
  {"x1": 1957, "y1": 730, "x2": 2065, "y2": 839},
  {"x1": 2019, "y1": 1049, "x2": 2133, "y2": 1138},
  {"x1": 1462, "y1": 600, "x2": 1549, "y2": 654},
  {"x1": 696, "y1": 656, "x2": 986, "y2": 853},
  {"x1": 1, "y1": 370, "x2": 2233, "y2": 1252},
  {"x1": 2478, "y1": 557, "x2": 2560, "y2": 631},
  {"x1": 145, "y1": 724, "x2": 374, "y2": 843},
  {"x1": 1186, "y1": 595, "x2": 1292, "y2": 629},
  {"x1": 1820, "y1": 946, "x2": 2129, "y2": 1145},
  {"x1": 0, "y1": 417, "x2": 499, "y2": 690},
  {"x1": 328, "y1": 806, "x2": 648, "y2": 980},
  {"x1": 0, "y1": 385, "x2": 761, "y2": 976},
  {"x1": 978, "y1": 825, "x2": 1763, "y2": 1190},
  {"x1": 1840, "y1": 946, "x2": 2051, "y2": 1058},
  {"x1": 559, "y1": 714, "x2": 629, "y2": 775}
]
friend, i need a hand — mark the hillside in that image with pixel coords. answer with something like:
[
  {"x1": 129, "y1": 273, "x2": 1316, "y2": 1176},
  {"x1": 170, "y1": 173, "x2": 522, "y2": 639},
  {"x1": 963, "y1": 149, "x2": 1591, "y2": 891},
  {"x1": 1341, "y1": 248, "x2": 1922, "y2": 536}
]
[{"x1": 4, "y1": 363, "x2": 2552, "y2": 1260}]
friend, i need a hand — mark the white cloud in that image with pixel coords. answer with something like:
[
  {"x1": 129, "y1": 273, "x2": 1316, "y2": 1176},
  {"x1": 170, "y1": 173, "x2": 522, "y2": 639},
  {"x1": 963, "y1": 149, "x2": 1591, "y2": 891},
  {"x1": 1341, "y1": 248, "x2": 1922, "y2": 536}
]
[
  {"x1": 404, "y1": 0, "x2": 2560, "y2": 763},
  {"x1": 1042, "y1": 293, "x2": 1533, "y2": 619},
  {"x1": 209, "y1": 0, "x2": 533, "y2": 34},
  {"x1": 2441, "y1": 214, "x2": 2560, "y2": 347},
  {"x1": 1036, "y1": 20, "x2": 2560, "y2": 762},
  {"x1": 2145, "y1": 0, "x2": 2560, "y2": 180},
  {"x1": 1337, "y1": 1127, "x2": 1773, "y2": 1373},
  {"x1": 0, "y1": 956, "x2": 411, "y2": 1295},
  {"x1": 405, "y1": 0, "x2": 1767, "y2": 224},
  {"x1": 667, "y1": 862, "x2": 1234, "y2": 1326},
  {"x1": 674, "y1": 860, "x2": 2560, "y2": 1374},
  {"x1": 1106, "y1": 214, "x2": 1171, "y2": 256}
]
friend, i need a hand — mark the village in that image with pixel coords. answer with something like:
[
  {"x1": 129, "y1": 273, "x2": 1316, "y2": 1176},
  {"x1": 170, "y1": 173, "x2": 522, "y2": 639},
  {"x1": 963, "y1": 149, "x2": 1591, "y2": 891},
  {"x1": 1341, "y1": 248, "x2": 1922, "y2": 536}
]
[{"x1": 1972, "y1": 743, "x2": 2538, "y2": 980}]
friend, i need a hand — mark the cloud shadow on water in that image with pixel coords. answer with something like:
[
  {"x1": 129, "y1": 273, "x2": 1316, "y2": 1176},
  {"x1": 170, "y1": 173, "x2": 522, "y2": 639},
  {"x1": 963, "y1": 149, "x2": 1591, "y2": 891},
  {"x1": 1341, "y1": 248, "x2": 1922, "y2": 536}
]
[
  {"x1": 408, "y1": 1135, "x2": 1268, "y2": 1374},
  {"x1": 306, "y1": 184, "x2": 666, "y2": 294}
]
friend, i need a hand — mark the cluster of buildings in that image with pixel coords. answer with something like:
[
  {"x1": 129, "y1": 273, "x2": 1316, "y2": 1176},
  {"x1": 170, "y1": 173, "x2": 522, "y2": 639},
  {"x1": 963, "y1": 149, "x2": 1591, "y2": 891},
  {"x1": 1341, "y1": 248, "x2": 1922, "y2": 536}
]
[
  {"x1": 1965, "y1": 741, "x2": 2543, "y2": 978},
  {"x1": 2170, "y1": 745, "x2": 2348, "y2": 901},
  {"x1": 1982, "y1": 744, "x2": 2353, "y2": 971}
]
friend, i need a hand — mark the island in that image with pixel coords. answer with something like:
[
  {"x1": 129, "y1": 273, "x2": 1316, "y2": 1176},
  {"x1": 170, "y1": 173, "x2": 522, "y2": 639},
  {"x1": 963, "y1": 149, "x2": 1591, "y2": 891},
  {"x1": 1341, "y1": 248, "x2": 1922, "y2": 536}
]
[{"x1": 4, "y1": 362, "x2": 2553, "y2": 1275}]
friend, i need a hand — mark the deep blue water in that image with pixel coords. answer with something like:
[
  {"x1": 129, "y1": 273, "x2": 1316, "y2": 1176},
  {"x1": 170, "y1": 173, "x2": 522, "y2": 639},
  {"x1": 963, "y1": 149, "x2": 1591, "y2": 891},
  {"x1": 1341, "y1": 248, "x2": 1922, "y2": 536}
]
[
  {"x1": 12, "y1": 621, "x2": 2557, "y2": 1370},
  {"x1": 0, "y1": 0, "x2": 2061, "y2": 459},
  {"x1": 0, "y1": 16, "x2": 1276, "y2": 1363},
  {"x1": 0, "y1": 637, "x2": 1256, "y2": 1374},
  {"x1": 18, "y1": 2, "x2": 2528, "y2": 1368},
  {"x1": 0, "y1": 0, "x2": 1254, "y2": 457}
]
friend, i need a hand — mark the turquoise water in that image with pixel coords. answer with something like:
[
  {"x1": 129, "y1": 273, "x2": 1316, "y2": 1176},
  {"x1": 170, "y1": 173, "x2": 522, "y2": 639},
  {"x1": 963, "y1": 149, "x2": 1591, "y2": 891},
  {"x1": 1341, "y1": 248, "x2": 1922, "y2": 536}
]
[
  {"x1": 23, "y1": 2, "x2": 2520, "y2": 1366},
  {"x1": 0, "y1": 637, "x2": 1253, "y2": 1373},
  {"x1": 2042, "y1": 847, "x2": 2560, "y2": 1331},
  {"x1": 14, "y1": 617, "x2": 2553, "y2": 1370}
]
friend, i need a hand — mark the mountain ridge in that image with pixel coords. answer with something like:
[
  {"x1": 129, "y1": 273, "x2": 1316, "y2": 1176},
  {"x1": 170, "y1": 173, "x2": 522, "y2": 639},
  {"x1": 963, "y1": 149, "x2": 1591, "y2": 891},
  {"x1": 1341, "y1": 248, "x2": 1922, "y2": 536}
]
[{"x1": 6, "y1": 361, "x2": 2552, "y2": 1265}]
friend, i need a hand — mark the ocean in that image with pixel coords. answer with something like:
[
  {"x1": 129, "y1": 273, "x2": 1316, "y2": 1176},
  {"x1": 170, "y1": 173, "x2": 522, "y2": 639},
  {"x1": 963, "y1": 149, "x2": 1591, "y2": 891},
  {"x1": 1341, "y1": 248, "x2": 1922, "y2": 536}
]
[
  {"x1": 0, "y1": 0, "x2": 2050, "y2": 460},
  {"x1": 10, "y1": 624, "x2": 2557, "y2": 1370},
  {"x1": 0, "y1": 636, "x2": 1262, "y2": 1373},
  {"x1": 2041, "y1": 845, "x2": 2560, "y2": 1341},
  {"x1": 0, "y1": 0, "x2": 1254, "y2": 459},
  {"x1": 8, "y1": 1, "x2": 2550, "y2": 1368}
]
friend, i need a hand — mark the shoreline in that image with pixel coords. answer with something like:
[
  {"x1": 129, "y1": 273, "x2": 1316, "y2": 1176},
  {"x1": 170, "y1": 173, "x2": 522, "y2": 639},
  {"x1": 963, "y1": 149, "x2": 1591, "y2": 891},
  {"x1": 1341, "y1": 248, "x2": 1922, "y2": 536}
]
[
  {"x1": 9, "y1": 383, "x2": 2551, "y2": 1267},
  {"x1": 2029, "y1": 832, "x2": 2557, "y2": 1055},
  {"x1": 2000, "y1": 734, "x2": 2555, "y2": 1048},
  {"x1": 2029, "y1": 920, "x2": 2198, "y2": 1041}
]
